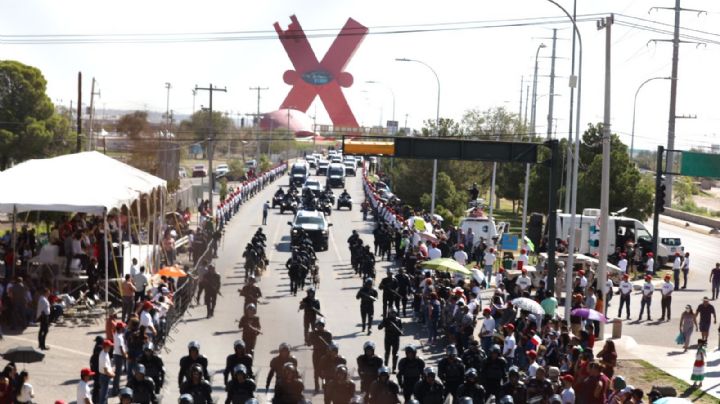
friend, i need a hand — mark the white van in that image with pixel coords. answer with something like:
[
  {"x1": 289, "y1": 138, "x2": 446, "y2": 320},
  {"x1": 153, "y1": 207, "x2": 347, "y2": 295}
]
[
  {"x1": 556, "y1": 209, "x2": 672, "y2": 264},
  {"x1": 458, "y1": 208, "x2": 505, "y2": 247}
]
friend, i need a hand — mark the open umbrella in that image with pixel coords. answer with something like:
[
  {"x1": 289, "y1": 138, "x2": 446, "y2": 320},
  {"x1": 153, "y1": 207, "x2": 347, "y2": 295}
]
[
  {"x1": 157, "y1": 266, "x2": 187, "y2": 278},
  {"x1": 571, "y1": 308, "x2": 608, "y2": 323},
  {"x1": 2, "y1": 346, "x2": 45, "y2": 364},
  {"x1": 418, "y1": 231, "x2": 439, "y2": 243},
  {"x1": 432, "y1": 213, "x2": 443, "y2": 222},
  {"x1": 652, "y1": 398, "x2": 692, "y2": 404},
  {"x1": 471, "y1": 267, "x2": 486, "y2": 286},
  {"x1": 421, "y1": 258, "x2": 472, "y2": 276},
  {"x1": 511, "y1": 297, "x2": 545, "y2": 316}
]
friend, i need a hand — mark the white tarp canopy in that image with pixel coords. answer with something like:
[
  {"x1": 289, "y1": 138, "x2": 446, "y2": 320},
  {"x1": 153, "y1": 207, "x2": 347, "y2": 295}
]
[{"x1": 0, "y1": 151, "x2": 167, "y2": 214}]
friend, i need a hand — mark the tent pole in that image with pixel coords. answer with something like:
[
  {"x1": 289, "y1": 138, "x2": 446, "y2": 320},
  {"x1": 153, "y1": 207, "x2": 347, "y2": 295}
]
[
  {"x1": 11, "y1": 205, "x2": 16, "y2": 279},
  {"x1": 127, "y1": 205, "x2": 132, "y2": 273},
  {"x1": 104, "y1": 210, "x2": 109, "y2": 318},
  {"x1": 137, "y1": 192, "x2": 143, "y2": 273},
  {"x1": 151, "y1": 191, "x2": 157, "y2": 271},
  {"x1": 145, "y1": 193, "x2": 151, "y2": 272}
]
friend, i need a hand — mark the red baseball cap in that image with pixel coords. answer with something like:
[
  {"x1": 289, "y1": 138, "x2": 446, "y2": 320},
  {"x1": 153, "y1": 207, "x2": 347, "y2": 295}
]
[
  {"x1": 561, "y1": 374, "x2": 574, "y2": 383},
  {"x1": 622, "y1": 274, "x2": 629, "y2": 279},
  {"x1": 647, "y1": 252, "x2": 654, "y2": 257},
  {"x1": 483, "y1": 307, "x2": 492, "y2": 314},
  {"x1": 504, "y1": 323, "x2": 515, "y2": 331},
  {"x1": 81, "y1": 368, "x2": 95, "y2": 377},
  {"x1": 645, "y1": 275, "x2": 652, "y2": 281},
  {"x1": 527, "y1": 349, "x2": 537, "y2": 358},
  {"x1": 664, "y1": 274, "x2": 671, "y2": 281},
  {"x1": 143, "y1": 301, "x2": 154, "y2": 310},
  {"x1": 103, "y1": 339, "x2": 114, "y2": 348}
]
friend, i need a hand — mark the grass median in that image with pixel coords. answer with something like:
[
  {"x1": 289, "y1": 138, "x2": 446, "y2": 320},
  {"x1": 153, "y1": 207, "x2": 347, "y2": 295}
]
[{"x1": 619, "y1": 359, "x2": 717, "y2": 403}]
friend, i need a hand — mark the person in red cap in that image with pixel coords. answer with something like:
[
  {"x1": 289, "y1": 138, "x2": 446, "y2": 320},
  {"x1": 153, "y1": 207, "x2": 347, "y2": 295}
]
[
  {"x1": 111, "y1": 322, "x2": 128, "y2": 396},
  {"x1": 527, "y1": 349, "x2": 540, "y2": 377},
  {"x1": 479, "y1": 307, "x2": 495, "y2": 352},
  {"x1": 453, "y1": 244, "x2": 468, "y2": 266},
  {"x1": 638, "y1": 275, "x2": 654, "y2": 321},
  {"x1": 98, "y1": 339, "x2": 115, "y2": 404},
  {"x1": 645, "y1": 252, "x2": 655, "y2": 276},
  {"x1": 560, "y1": 374, "x2": 575, "y2": 403},
  {"x1": 77, "y1": 368, "x2": 95, "y2": 404},
  {"x1": 502, "y1": 324, "x2": 516, "y2": 366},
  {"x1": 139, "y1": 301, "x2": 157, "y2": 338},
  {"x1": 660, "y1": 274, "x2": 675, "y2": 321},
  {"x1": 618, "y1": 274, "x2": 633, "y2": 320}
]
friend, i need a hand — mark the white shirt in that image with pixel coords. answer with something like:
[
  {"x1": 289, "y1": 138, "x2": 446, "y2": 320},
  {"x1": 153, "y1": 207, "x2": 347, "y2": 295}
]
[
  {"x1": 112, "y1": 332, "x2": 126, "y2": 356},
  {"x1": 681, "y1": 257, "x2": 690, "y2": 270},
  {"x1": 36, "y1": 295, "x2": 50, "y2": 319},
  {"x1": 579, "y1": 276, "x2": 588, "y2": 288},
  {"x1": 661, "y1": 281, "x2": 674, "y2": 296},
  {"x1": 642, "y1": 282, "x2": 654, "y2": 297},
  {"x1": 428, "y1": 247, "x2": 442, "y2": 260},
  {"x1": 453, "y1": 250, "x2": 468, "y2": 266},
  {"x1": 140, "y1": 310, "x2": 153, "y2": 328},
  {"x1": 517, "y1": 275, "x2": 532, "y2": 290},
  {"x1": 646, "y1": 257, "x2": 655, "y2": 272},
  {"x1": 77, "y1": 380, "x2": 92, "y2": 404},
  {"x1": 99, "y1": 350, "x2": 113, "y2": 375},
  {"x1": 673, "y1": 256, "x2": 682, "y2": 270},
  {"x1": 133, "y1": 272, "x2": 149, "y2": 292},
  {"x1": 480, "y1": 316, "x2": 496, "y2": 337},
  {"x1": 495, "y1": 273, "x2": 504, "y2": 287},
  {"x1": 561, "y1": 387, "x2": 575, "y2": 404},
  {"x1": 619, "y1": 281, "x2": 632, "y2": 295},
  {"x1": 528, "y1": 361, "x2": 540, "y2": 378},
  {"x1": 618, "y1": 258, "x2": 628, "y2": 272},
  {"x1": 518, "y1": 254, "x2": 528, "y2": 265},
  {"x1": 503, "y1": 334, "x2": 516, "y2": 357},
  {"x1": 484, "y1": 253, "x2": 496, "y2": 266},
  {"x1": 130, "y1": 264, "x2": 139, "y2": 277},
  {"x1": 17, "y1": 382, "x2": 33, "y2": 402}
]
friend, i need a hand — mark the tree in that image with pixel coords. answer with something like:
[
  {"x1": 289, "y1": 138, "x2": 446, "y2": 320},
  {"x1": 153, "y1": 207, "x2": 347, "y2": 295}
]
[
  {"x1": 178, "y1": 110, "x2": 234, "y2": 142},
  {"x1": 116, "y1": 111, "x2": 157, "y2": 173},
  {"x1": 0, "y1": 60, "x2": 73, "y2": 168}
]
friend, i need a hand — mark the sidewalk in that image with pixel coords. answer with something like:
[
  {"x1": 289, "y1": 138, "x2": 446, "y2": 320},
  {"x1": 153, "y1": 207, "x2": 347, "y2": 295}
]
[{"x1": 610, "y1": 331, "x2": 720, "y2": 399}]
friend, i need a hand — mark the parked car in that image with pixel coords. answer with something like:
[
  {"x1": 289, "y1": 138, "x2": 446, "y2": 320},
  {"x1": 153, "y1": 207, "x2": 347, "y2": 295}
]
[
  {"x1": 178, "y1": 167, "x2": 188, "y2": 178},
  {"x1": 192, "y1": 164, "x2": 207, "y2": 177},
  {"x1": 215, "y1": 163, "x2": 229, "y2": 176}
]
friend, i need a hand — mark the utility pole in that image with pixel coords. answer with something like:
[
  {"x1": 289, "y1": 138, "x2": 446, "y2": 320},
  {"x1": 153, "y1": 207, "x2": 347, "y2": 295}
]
[
  {"x1": 531, "y1": 44, "x2": 546, "y2": 135},
  {"x1": 165, "y1": 82, "x2": 172, "y2": 133},
  {"x1": 565, "y1": 0, "x2": 578, "y2": 214},
  {"x1": 518, "y1": 76, "x2": 524, "y2": 119},
  {"x1": 195, "y1": 84, "x2": 227, "y2": 216},
  {"x1": 88, "y1": 78, "x2": 100, "y2": 151},
  {"x1": 597, "y1": 14, "x2": 613, "y2": 340},
  {"x1": 546, "y1": 29, "x2": 558, "y2": 140},
  {"x1": 250, "y1": 86, "x2": 269, "y2": 158},
  {"x1": 650, "y1": 0, "x2": 705, "y2": 206},
  {"x1": 76, "y1": 72, "x2": 82, "y2": 153},
  {"x1": 524, "y1": 85, "x2": 530, "y2": 126},
  {"x1": 192, "y1": 89, "x2": 197, "y2": 114}
]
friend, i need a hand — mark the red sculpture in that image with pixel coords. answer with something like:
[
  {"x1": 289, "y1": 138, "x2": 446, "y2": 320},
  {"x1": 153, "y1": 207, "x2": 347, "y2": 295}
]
[{"x1": 273, "y1": 15, "x2": 368, "y2": 130}]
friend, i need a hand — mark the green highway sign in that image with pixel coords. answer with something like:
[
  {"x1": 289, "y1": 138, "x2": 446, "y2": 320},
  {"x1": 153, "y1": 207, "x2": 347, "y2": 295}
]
[{"x1": 680, "y1": 151, "x2": 720, "y2": 178}]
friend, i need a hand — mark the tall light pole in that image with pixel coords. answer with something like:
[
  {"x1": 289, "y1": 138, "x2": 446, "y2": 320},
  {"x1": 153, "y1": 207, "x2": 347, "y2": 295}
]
[
  {"x1": 164, "y1": 82, "x2": 172, "y2": 133},
  {"x1": 631, "y1": 77, "x2": 671, "y2": 157},
  {"x1": 547, "y1": 0, "x2": 583, "y2": 323},
  {"x1": 531, "y1": 44, "x2": 547, "y2": 135},
  {"x1": 396, "y1": 58, "x2": 440, "y2": 214}
]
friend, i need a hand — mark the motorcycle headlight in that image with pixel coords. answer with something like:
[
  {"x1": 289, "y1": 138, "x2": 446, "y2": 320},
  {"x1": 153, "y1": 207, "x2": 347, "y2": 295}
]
[{"x1": 292, "y1": 229, "x2": 298, "y2": 234}]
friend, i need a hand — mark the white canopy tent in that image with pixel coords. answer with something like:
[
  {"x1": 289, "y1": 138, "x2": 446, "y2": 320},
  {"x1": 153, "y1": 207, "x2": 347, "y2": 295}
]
[{"x1": 0, "y1": 151, "x2": 167, "y2": 310}]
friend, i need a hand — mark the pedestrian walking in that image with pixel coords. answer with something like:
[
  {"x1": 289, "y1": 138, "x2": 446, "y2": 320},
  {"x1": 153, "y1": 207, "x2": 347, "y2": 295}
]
[
  {"x1": 377, "y1": 309, "x2": 402, "y2": 373},
  {"x1": 710, "y1": 263, "x2": 720, "y2": 300},
  {"x1": 660, "y1": 274, "x2": 674, "y2": 321},
  {"x1": 299, "y1": 287, "x2": 321, "y2": 341},
  {"x1": 308, "y1": 318, "x2": 333, "y2": 392},
  {"x1": 679, "y1": 305, "x2": 698, "y2": 352},
  {"x1": 681, "y1": 252, "x2": 690, "y2": 289},
  {"x1": 694, "y1": 297, "x2": 716, "y2": 342},
  {"x1": 238, "y1": 304, "x2": 262, "y2": 354},
  {"x1": 201, "y1": 264, "x2": 221, "y2": 318},
  {"x1": 691, "y1": 339, "x2": 707, "y2": 388},
  {"x1": 356, "y1": 278, "x2": 377, "y2": 335},
  {"x1": 36, "y1": 287, "x2": 51, "y2": 350},
  {"x1": 262, "y1": 201, "x2": 270, "y2": 225}
]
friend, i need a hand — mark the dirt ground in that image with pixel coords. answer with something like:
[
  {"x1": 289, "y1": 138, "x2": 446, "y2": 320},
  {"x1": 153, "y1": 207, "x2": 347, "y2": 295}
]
[{"x1": 618, "y1": 359, "x2": 717, "y2": 404}]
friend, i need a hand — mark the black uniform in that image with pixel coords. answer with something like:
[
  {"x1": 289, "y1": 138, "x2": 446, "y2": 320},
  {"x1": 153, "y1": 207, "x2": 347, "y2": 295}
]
[
  {"x1": 480, "y1": 356, "x2": 507, "y2": 398},
  {"x1": 225, "y1": 378, "x2": 257, "y2": 404},
  {"x1": 272, "y1": 378, "x2": 305, "y2": 404},
  {"x1": 178, "y1": 355, "x2": 210, "y2": 388},
  {"x1": 324, "y1": 378, "x2": 356, "y2": 404},
  {"x1": 499, "y1": 381, "x2": 528, "y2": 404},
  {"x1": 138, "y1": 353, "x2": 165, "y2": 394},
  {"x1": 179, "y1": 380, "x2": 213, "y2": 404},
  {"x1": 413, "y1": 379, "x2": 446, "y2": 404},
  {"x1": 397, "y1": 356, "x2": 425, "y2": 402},
  {"x1": 455, "y1": 381, "x2": 486, "y2": 404},
  {"x1": 356, "y1": 286, "x2": 378, "y2": 332},
  {"x1": 239, "y1": 284, "x2": 262, "y2": 306},
  {"x1": 224, "y1": 353, "x2": 254, "y2": 385},
  {"x1": 461, "y1": 346, "x2": 486, "y2": 373},
  {"x1": 378, "y1": 316, "x2": 402, "y2": 371},
  {"x1": 299, "y1": 296, "x2": 321, "y2": 339},
  {"x1": 357, "y1": 353, "x2": 384, "y2": 393},
  {"x1": 265, "y1": 355, "x2": 298, "y2": 390},
  {"x1": 202, "y1": 270, "x2": 221, "y2": 317},
  {"x1": 368, "y1": 379, "x2": 401, "y2": 404},
  {"x1": 320, "y1": 354, "x2": 348, "y2": 382},
  {"x1": 238, "y1": 315, "x2": 261, "y2": 353},
  {"x1": 308, "y1": 328, "x2": 333, "y2": 390},
  {"x1": 379, "y1": 274, "x2": 400, "y2": 317},
  {"x1": 396, "y1": 270, "x2": 412, "y2": 316},
  {"x1": 437, "y1": 357, "x2": 465, "y2": 397},
  {"x1": 127, "y1": 376, "x2": 158, "y2": 404}
]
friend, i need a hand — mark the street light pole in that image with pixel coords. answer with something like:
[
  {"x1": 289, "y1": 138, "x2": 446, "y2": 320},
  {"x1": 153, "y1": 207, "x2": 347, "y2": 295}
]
[
  {"x1": 396, "y1": 58, "x2": 441, "y2": 214},
  {"x1": 365, "y1": 80, "x2": 396, "y2": 129},
  {"x1": 631, "y1": 77, "x2": 671, "y2": 158},
  {"x1": 546, "y1": 0, "x2": 583, "y2": 324},
  {"x1": 531, "y1": 44, "x2": 547, "y2": 135}
]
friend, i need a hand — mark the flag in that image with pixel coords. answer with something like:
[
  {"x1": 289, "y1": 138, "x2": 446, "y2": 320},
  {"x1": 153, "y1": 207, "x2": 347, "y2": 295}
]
[
  {"x1": 530, "y1": 334, "x2": 542, "y2": 348},
  {"x1": 524, "y1": 236, "x2": 535, "y2": 252}
]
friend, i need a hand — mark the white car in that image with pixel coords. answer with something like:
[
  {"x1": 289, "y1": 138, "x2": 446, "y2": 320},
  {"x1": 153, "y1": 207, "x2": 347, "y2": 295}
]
[{"x1": 215, "y1": 163, "x2": 229, "y2": 176}]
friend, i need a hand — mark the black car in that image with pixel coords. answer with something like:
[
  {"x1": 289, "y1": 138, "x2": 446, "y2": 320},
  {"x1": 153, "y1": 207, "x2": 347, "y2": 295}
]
[{"x1": 288, "y1": 210, "x2": 331, "y2": 251}]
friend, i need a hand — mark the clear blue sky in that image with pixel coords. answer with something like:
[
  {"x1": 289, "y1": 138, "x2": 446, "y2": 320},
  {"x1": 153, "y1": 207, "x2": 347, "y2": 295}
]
[{"x1": 1, "y1": 0, "x2": 719, "y2": 150}]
